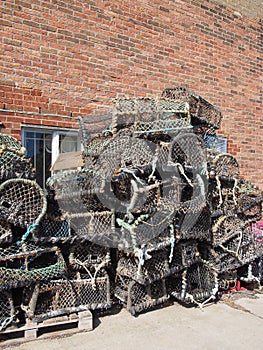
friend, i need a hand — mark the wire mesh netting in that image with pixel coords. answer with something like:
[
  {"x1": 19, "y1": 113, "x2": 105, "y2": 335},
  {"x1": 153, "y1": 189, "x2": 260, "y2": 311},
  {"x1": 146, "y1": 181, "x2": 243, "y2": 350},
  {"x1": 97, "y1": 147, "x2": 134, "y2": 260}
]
[
  {"x1": 0, "y1": 150, "x2": 35, "y2": 183},
  {"x1": 0, "y1": 291, "x2": 15, "y2": 332},
  {"x1": 37, "y1": 218, "x2": 71, "y2": 241},
  {"x1": 0, "y1": 178, "x2": 47, "y2": 228},
  {"x1": 0, "y1": 244, "x2": 66, "y2": 290},
  {"x1": 0, "y1": 219, "x2": 12, "y2": 245},
  {"x1": 22, "y1": 272, "x2": 111, "y2": 322},
  {"x1": 167, "y1": 260, "x2": 218, "y2": 305},
  {"x1": 0, "y1": 85, "x2": 262, "y2": 326},
  {"x1": 161, "y1": 86, "x2": 222, "y2": 129},
  {"x1": 112, "y1": 98, "x2": 191, "y2": 134},
  {"x1": 68, "y1": 241, "x2": 111, "y2": 273},
  {"x1": 0, "y1": 134, "x2": 23, "y2": 154},
  {"x1": 114, "y1": 275, "x2": 169, "y2": 315},
  {"x1": 117, "y1": 250, "x2": 171, "y2": 285}
]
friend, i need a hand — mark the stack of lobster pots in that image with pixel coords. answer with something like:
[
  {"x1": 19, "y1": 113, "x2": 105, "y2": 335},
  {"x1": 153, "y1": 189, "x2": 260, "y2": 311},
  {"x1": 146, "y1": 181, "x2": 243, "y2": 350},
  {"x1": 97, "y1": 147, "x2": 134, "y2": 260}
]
[{"x1": 0, "y1": 86, "x2": 262, "y2": 332}]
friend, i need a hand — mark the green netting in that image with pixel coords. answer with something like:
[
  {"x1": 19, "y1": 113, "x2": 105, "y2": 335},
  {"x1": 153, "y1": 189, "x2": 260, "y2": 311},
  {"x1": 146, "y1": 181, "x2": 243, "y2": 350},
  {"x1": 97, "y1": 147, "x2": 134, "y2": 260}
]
[{"x1": 0, "y1": 244, "x2": 66, "y2": 290}]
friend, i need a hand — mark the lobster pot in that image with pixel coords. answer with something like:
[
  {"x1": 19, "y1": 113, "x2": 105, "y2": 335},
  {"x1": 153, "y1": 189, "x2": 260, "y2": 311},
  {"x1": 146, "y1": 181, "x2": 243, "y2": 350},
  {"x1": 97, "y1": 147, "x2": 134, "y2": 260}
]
[
  {"x1": 68, "y1": 241, "x2": 110, "y2": 272},
  {"x1": 161, "y1": 86, "x2": 200, "y2": 116},
  {"x1": 195, "y1": 96, "x2": 222, "y2": 129},
  {"x1": 0, "y1": 244, "x2": 66, "y2": 290},
  {"x1": 169, "y1": 241, "x2": 201, "y2": 273},
  {"x1": 114, "y1": 275, "x2": 169, "y2": 315},
  {"x1": 0, "y1": 291, "x2": 15, "y2": 332},
  {"x1": 178, "y1": 206, "x2": 211, "y2": 241},
  {"x1": 82, "y1": 134, "x2": 112, "y2": 169},
  {"x1": 23, "y1": 272, "x2": 111, "y2": 322},
  {"x1": 117, "y1": 250, "x2": 171, "y2": 285},
  {"x1": 209, "y1": 153, "x2": 239, "y2": 180},
  {"x1": 48, "y1": 170, "x2": 107, "y2": 214},
  {"x1": 0, "y1": 133, "x2": 23, "y2": 153},
  {"x1": 207, "y1": 228, "x2": 258, "y2": 274},
  {"x1": 66, "y1": 211, "x2": 116, "y2": 246},
  {"x1": 218, "y1": 270, "x2": 237, "y2": 292},
  {"x1": 37, "y1": 218, "x2": 71, "y2": 242},
  {"x1": 212, "y1": 216, "x2": 244, "y2": 247},
  {"x1": 0, "y1": 150, "x2": 35, "y2": 183},
  {"x1": 167, "y1": 261, "x2": 218, "y2": 305},
  {"x1": 204, "y1": 245, "x2": 240, "y2": 274},
  {"x1": 213, "y1": 221, "x2": 261, "y2": 270},
  {"x1": 78, "y1": 113, "x2": 112, "y2": 149},
  {"x1": 112, "y1": 97, "x2": 191, "y2": 135},
  {"x1": 169, "y1": 130, "x2": 207, "y2": 174},
  {"x1": 0, "y1": 219, "x2": 12, "y2": 245},
  {"x1": 161, "y1": 86, "x2": 222, "y2": 129},
  {"x1": 0, "y1": 178, "x2": 47, "y2": 228},
  {"x1": 238, "y1": 256, "x2": 263, "y2": 285},
  {"x1": 238, "y1": 194, "x2": 262, "y2": 221}
]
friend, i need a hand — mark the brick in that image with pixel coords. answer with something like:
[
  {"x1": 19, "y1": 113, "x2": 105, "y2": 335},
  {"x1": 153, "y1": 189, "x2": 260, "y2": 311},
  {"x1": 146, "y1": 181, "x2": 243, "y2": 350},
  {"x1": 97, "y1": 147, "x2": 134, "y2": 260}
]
[{"x1": 0, "y1": 0, "x2": 262, "y2": 188}]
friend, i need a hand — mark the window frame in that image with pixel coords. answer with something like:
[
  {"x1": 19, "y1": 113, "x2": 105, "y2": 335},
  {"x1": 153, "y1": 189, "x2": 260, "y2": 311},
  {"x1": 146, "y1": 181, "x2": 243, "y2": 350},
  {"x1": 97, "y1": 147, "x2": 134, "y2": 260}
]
[{"x1": 21, "y1": 124, "x2": 81, "y2": 187}]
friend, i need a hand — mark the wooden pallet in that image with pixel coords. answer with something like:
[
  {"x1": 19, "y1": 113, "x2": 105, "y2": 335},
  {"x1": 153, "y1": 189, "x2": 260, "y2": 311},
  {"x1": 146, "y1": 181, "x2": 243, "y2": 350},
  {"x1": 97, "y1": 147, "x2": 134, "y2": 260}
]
[{"x1": 0, "y1": 310, "x2": 93, "y2": 343}]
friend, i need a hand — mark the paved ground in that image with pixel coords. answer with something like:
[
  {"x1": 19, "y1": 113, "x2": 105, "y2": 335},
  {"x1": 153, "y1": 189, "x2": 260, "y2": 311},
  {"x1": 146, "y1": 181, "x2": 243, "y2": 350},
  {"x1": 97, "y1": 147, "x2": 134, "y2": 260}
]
[{"x1": 2, "y1": 291, "x2": 263, "y2": 350}]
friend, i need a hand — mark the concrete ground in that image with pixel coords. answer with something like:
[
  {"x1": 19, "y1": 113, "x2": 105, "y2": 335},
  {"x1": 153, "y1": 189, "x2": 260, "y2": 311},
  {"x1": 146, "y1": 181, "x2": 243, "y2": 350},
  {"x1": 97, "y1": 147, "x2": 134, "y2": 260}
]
[{"x1": 2, "y1": 291, "x2": 263, "y2": 350}]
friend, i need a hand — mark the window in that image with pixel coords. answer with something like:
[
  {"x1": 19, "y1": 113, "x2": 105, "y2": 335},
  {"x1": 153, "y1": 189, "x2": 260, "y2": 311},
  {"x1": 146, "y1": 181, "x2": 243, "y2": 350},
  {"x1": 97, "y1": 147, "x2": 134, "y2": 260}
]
[
  {"x1": 215, "y1": 136, "x2": 227, "y2": 153},
  {"x1": 21, "y1": 126, "x2": 81, "y2": 188}
]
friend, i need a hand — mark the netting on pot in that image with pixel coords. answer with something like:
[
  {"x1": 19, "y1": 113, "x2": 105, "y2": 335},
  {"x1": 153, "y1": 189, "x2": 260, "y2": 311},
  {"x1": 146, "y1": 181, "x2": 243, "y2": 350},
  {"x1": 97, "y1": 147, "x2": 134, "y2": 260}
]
[{"x1": 0, "y1": 244, "x2": 66, "y2": 290}]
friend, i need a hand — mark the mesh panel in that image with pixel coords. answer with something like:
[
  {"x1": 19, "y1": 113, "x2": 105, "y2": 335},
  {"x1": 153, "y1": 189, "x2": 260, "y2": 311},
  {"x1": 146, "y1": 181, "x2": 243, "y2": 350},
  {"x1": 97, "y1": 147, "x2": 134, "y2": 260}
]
[
  {"x1": 0, "y1": 133, "x2": 23, "y2": 153},
  {"x1": 37, "y1": 218, "x2": 71, "y2": 241},
  {"x1": 210, "y1": 153, "x2": 239, "y2": 180},
  {"x1": 171, "y1": 241, "x2": 200, "y2": 271},
  {"x1": 0, "y1": 178, "x2": 47, "y2": 228},
  {"x1": 0, "y1": 219, "x2": 12, "y2": 245},
  {"x1": 196, "y1": 97, "x2": 222, "y2": 129},
  {"x1": 117, "y1": 250, "x2": 170, "y2": 284},
  {"x1": 0, "y1": 244, "x2": 66, "y2": 290},
  {"x1": 178, "y1": 206, "x2": 211, "y2": 241},
  {"x1": 0, "y1": 291, "x2": 15, "y2": 331},
  {"x1": 168, "y1": 261, "x2": 217, "y2": 304},
  {"x1": 212, "y1": 216, "x2": 243, "y2": 246},
  {"x1": 24, "y1": 272, "x2": 111, "y2": 320},
  {"x1": 169, "y1": 131, "x2": 207, "y2": 171},
  {"x1": 127, "y1": 278, "x2": 169, "y2": 315},
  {"x1": 112, "y1": 98, "x2": 190, "y2": 134},
  {"x1": 0, "y1": 150, "x2": 35, "y2": 183},
  {"x1": 161, "y1": 86, "x2": 222, "y2": 129},
  {"x1": 161, "y1": 86, "x2": 199, "y2": 114},
  {"x1": 218, "y1": 270, "x2": 237, "y2": 291},
  {"x1": 69, "y1": 241, "x2": 110, "y2": 272}
]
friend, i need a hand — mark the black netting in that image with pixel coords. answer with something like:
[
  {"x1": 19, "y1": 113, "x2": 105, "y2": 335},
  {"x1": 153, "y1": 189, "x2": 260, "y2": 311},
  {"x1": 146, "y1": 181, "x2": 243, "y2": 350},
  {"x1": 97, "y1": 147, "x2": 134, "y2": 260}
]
[
  {"x1": 0, "y1": 291, "x2": 15, "y2": 331},
  {"x1": 167, "y1": 261, "x2": 217, "y2": 305},
  {"x1": 161, "y1": 86, "x2": 222, "y2": 129},
  {"x1": 23, "y1": 272, "x2": 111, "y2": 321},
  {"x1": 0, "y1": 150, "x2": 35, "y2": 183},
  {"x1": 0, "y1": 219, "x2": 12, "y2": 245},
  {"x1": 0, "y1": 178, "x2": 47, "y2": 228}
]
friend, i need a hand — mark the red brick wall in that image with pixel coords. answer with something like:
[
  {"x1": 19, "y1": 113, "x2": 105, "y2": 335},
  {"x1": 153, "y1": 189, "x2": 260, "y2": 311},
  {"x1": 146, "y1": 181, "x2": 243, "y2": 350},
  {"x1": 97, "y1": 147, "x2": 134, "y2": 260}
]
[{"x1": 0, "y1": 0, "x2": 262, "y2": 188}]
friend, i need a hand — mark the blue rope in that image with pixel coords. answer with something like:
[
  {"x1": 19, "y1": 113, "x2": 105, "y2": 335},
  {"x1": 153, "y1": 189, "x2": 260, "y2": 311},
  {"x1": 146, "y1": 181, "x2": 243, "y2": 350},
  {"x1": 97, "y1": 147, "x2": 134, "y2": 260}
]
[{"x1": 16, "y1": 223, "x2": 39, "y2": 246}]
